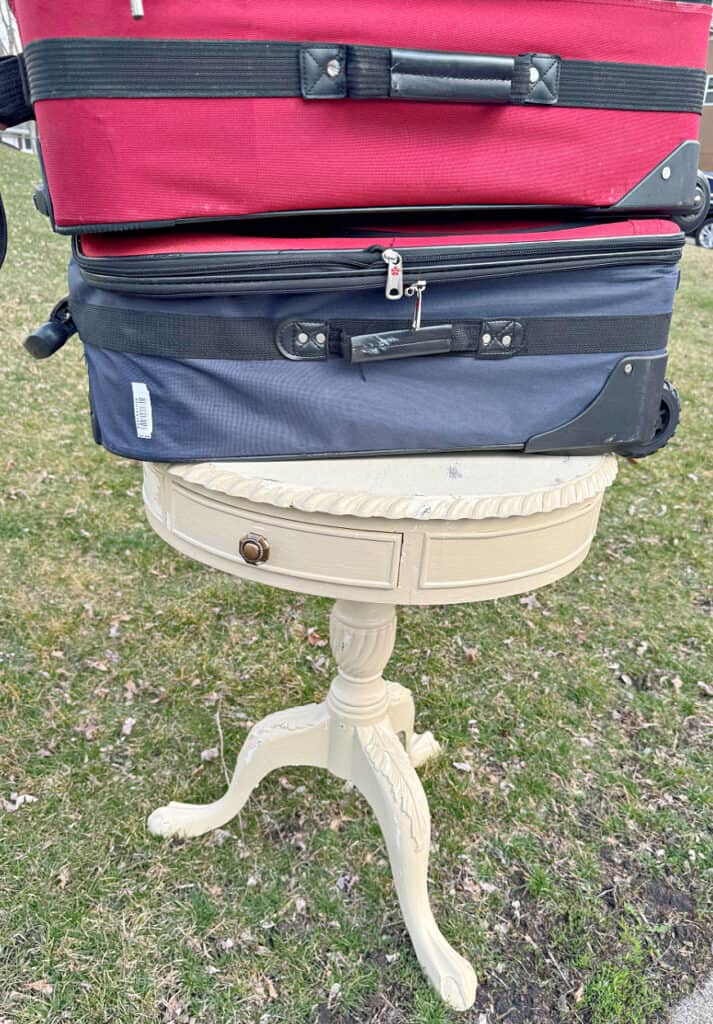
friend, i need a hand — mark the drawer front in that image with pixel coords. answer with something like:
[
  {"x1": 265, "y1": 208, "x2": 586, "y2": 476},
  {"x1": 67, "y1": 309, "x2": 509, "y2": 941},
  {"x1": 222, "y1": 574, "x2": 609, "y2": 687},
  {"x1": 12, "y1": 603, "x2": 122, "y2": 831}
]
[
  {"x1": 169, "y1": 483, "x2": 402, "y2": 590},
  {"x1": 418, "y1": 500, "x2": 601, "y2": 592}
]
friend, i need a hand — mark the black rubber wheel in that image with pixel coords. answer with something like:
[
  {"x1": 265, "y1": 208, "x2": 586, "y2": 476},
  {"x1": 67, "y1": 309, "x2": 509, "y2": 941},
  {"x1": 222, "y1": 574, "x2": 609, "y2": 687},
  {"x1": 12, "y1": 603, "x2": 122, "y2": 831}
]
[
  {"x1": 673, "y1": 172, "x2": 711, "y2": 235},
  {"x1": 619, "y1": 380, "x2": 680, "y2": 459}
]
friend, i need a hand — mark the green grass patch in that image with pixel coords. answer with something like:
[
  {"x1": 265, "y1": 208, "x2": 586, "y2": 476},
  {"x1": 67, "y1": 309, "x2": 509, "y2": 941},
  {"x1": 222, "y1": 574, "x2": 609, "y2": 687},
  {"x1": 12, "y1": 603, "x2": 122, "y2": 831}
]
[{"x1": 1, "y1": 145, "x2": 712, "y2": 1023}]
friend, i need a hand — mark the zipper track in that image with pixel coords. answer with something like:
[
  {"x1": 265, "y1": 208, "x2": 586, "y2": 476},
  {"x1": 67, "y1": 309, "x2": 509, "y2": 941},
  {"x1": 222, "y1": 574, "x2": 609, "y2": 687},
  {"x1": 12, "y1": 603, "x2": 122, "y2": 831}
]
[{"x1": 74, "y1": 233, "x2": 684, "y2": 296}]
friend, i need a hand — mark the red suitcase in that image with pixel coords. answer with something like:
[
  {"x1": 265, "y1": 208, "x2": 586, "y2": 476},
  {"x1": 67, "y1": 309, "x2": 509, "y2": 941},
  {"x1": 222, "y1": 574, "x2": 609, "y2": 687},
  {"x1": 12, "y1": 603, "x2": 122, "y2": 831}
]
[{"x1": 1, "y1": 0, "x2": 711, "y2": 233}]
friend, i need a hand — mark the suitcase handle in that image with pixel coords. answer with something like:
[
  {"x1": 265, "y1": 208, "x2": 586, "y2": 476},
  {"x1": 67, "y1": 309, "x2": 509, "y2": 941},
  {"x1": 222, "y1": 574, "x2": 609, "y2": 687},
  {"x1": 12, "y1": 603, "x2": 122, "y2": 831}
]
[
  {"x1": 301, "y1": 46, "x2": 561, "y2": 106},
  {"x1": 344, "y1": 324, "x2": 456, "y2": 364}
]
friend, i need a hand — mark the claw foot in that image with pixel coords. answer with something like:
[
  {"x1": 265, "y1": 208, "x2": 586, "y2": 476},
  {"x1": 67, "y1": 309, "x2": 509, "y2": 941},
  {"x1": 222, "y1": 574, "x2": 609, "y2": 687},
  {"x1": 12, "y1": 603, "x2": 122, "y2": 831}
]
[
  {"x1": 419, "y1": 929, "x2": 478, "y2": 1012},
  {"x1": 410, "y1": 730, "x2": 441, "y2": 768},
  {"x1": 147, "y1": 799, "x2": 228, "y2": 839}
]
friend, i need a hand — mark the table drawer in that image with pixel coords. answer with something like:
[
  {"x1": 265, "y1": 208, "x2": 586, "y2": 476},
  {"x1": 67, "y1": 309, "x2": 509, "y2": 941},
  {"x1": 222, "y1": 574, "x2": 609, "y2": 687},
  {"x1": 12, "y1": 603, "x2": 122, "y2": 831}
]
[{"x1": 168, "y1": 481, "x2": 402, "y2": 591}]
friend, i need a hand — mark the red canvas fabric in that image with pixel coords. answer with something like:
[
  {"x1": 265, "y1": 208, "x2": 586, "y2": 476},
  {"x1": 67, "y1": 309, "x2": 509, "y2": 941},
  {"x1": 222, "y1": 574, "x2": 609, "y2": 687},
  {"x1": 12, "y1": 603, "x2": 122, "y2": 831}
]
[
  {"x1": 79, "y1": 218, "x2": 681, "y2": 259},
  {"x1": 13, "y1": 0, "x2": 710, "y2": 65},
  {"x1": 12, "y1": 0, "x2": 712, "y2": 229}
]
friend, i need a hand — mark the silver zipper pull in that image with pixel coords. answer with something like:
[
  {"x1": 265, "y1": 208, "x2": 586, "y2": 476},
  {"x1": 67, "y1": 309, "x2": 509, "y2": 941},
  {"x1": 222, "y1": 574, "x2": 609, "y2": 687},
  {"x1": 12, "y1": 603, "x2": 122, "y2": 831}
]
[
  {"x1": 405, "y1": 280, "x2": 427, "y2": 330},
  {"x1": 130, "y1": 0, "x2": 144, "y2": 19},
  {"x1": 382, "y1": 248, "x2": 404, "y2": 300}
]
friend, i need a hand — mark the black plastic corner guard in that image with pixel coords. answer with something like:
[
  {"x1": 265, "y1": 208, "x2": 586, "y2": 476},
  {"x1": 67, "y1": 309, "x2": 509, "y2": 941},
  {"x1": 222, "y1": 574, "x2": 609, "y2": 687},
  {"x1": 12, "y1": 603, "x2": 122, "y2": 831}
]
[
  {"x1": 524, "y1": 354, "x2": 668, "y2": 455},
  {"x1": 614, "y1": 141, "x2": 700, "y2": 211}
]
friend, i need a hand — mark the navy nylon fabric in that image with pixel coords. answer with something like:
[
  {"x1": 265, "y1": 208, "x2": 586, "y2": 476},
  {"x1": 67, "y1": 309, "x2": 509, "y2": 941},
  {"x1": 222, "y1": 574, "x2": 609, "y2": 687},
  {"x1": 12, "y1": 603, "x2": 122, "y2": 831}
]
[
  {"x1": 69, "y1": 260, "x2": 679, "y2": 320},
  {"x1": 70, "y1": 258, "x2": 677, "y2": 461},
  {"x1": 83, "y1": 345, "x2": 667, "y2": 461}
]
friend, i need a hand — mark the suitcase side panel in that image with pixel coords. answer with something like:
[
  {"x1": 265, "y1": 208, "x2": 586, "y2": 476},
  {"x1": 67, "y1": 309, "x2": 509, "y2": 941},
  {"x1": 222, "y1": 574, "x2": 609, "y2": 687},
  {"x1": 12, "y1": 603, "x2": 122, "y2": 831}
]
[
  {"x1": 34, "y1": 102, "x2": 703, "y2": 229},
  {"x1": 82, "y1": 346, "x2": 670, "y2": 461},
  {"x1": 73, "y1": 258, "x2": 679, "y2": 461},
  {"x1": 13, "y1": 0, "x2": 711, "y2": 228}
]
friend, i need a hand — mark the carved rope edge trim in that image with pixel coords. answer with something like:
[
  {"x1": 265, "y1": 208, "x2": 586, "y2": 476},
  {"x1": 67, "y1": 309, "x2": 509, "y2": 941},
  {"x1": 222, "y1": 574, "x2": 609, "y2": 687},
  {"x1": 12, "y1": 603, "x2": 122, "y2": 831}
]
[{"x1": 162, "y1": 457, "x2": 617, "y2": 522}]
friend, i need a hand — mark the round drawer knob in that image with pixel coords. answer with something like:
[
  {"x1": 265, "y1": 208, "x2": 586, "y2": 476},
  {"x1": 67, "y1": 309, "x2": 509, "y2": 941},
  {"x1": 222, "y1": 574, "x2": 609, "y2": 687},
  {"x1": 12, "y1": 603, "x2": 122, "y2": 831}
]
[{"x1": 239, "y1": 533, "x2": 270, "y2": 565}]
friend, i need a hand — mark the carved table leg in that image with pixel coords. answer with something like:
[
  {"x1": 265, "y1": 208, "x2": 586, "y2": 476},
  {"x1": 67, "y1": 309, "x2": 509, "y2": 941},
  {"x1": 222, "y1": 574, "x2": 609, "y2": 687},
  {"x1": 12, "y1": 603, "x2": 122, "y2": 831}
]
[
  {"x1": 387, "y1": 681, "x2": 442, "y2": 769},
  {"x1": 326, "y1": 601, "x2": 477, "y2": 1012},
  {"x1": 147, "y1": 703, "x2": 330, "y2": 838},
  {"x1": 147, "y1": 598, "x2": 476, "y2": 1011}
]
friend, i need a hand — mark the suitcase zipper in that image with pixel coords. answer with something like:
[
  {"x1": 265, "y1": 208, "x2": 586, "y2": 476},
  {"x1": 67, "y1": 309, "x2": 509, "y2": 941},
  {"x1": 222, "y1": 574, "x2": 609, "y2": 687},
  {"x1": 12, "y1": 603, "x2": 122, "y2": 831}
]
[
  {"x1": 382, "y1": 249, "x2": 404, "y2": 300},
  {"x1": 74, "y1": 232, "x2": 683, "y2": 296}
]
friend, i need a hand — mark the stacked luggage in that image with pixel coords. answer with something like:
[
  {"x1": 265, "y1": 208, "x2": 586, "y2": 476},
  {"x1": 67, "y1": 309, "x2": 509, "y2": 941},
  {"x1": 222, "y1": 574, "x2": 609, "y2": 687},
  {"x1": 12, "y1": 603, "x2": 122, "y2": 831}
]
[{"x1": 2, "y1": 0, "x2": 712, "y2": 460}]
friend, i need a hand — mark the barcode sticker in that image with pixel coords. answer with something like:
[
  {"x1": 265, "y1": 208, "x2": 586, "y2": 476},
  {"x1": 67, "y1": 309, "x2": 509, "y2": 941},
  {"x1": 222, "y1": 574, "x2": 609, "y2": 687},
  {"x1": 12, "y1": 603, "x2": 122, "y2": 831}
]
[{"x1": 131, "y1": 382, "x2": 153, "y2": 439}]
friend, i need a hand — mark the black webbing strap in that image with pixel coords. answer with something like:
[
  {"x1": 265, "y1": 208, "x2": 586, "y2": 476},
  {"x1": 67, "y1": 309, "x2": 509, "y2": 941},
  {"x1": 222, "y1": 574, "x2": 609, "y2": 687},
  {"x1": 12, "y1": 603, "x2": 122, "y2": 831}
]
[
  {"x1": 0, "y1": 54, "x2": 33, "y2": 127},
  {"x1": 22, "y1": 38, "x2": 707, "y2": 114},
  {"x1": 69, "y1": 301, "x2": 671, "y2": 362}
]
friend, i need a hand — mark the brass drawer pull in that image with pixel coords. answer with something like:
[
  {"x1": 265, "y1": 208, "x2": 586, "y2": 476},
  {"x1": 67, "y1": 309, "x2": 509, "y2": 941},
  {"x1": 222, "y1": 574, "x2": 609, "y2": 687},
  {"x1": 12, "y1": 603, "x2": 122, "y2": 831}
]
[{"x1": 239, "y1": 532, "x2": 270, "y2": 565}]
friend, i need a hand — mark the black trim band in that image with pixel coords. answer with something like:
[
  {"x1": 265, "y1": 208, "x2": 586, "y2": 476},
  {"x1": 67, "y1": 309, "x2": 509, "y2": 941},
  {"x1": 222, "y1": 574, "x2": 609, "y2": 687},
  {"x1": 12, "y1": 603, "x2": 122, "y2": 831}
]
[
  {"x1": 68, "y1": 301, "x2": 671, "y2": 362},
  {"x1": 0, "y1": 54, "x2": 33, "y2": 127},
  {"x1": 22, "y1": 38, "x2": 707, "y2": 114}
]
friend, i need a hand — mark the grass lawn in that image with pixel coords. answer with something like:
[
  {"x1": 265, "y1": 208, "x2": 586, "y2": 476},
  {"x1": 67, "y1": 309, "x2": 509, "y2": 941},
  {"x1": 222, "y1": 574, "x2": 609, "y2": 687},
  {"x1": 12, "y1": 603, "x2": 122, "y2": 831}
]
[{"x1": 0, "y1": 144, "x2": 712, "y2": 1024}]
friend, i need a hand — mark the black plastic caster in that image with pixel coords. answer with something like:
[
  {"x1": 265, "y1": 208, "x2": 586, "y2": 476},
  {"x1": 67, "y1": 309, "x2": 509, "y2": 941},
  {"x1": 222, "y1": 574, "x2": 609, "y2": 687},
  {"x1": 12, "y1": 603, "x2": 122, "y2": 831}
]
[
  {"x1": 619, "y1": 380, "x2": 680, "y2": 459},
  {"x1": 673, "y1": 171, "x2": 711, "y2": 235},
  {"x1": 24, "y1": 298, "x2": 77, "y2": 359}
]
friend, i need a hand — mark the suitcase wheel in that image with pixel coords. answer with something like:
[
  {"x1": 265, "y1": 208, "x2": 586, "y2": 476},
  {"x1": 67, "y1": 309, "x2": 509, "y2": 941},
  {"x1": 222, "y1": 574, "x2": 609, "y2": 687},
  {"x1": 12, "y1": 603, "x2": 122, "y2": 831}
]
[
  {"x1": 619, "y1": 380, "x2": 680, "y2": 459},
  {"x1": 672, "y1": 172, "x2": 711, "y2": 236}
]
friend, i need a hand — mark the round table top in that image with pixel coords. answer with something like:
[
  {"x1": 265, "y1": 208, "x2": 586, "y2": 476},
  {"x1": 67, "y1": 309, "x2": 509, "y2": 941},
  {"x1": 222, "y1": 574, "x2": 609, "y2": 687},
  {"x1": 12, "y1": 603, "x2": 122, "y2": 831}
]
[{"x1": 167, "y1": 453, "x2": 617, "y2": 522}]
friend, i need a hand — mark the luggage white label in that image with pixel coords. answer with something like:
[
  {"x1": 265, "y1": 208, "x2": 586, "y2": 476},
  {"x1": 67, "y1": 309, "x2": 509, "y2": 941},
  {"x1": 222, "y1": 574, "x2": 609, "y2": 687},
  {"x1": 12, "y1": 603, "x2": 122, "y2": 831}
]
[{"x1": 131, "y1": 382, "x2": 153, "y2": 439}]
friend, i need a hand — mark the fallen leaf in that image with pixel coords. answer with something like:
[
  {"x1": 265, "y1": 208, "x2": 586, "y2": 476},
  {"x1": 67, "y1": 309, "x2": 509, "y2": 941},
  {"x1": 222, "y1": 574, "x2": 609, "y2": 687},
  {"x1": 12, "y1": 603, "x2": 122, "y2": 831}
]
[
  {"x1": 85, "y1": 659, "x2": 109, "y2": 673},
  {"x1": 306, "y1": 627, "x2": 327, "y2": 647},
  {"x1": 207, "y1": 828, "x2": 232, "y2": 846},
  {"x1": 697, "y1": 682, "x2": 713, "y2": 698},
  {"x1": 25, "y1": 980, "x2": 53, "y2": 996},
  {"x1": 336, "y1": 874, "x2": 358, "y2": 893},
  {"x1": 121, "y1": 717, "x2": 136, "y2": 737},
  {"x1": 124, "y1": 679, "x2": 138, "y2": 703},
  {"x1": 463, "y1": 646, "x2": 479, "y2": 663},
  {"x1": 201, "y1": 747, "x2": 219, "y2": 762},
  {"x1": 58, "y1": 865, "x2": 70, "y2": 890},
  {"x1": 158, "y1": 994, "x2": 188, "y2": 1023},
  {"x1": 1, "y1": 792, "x2": 38, "y2": 812}
]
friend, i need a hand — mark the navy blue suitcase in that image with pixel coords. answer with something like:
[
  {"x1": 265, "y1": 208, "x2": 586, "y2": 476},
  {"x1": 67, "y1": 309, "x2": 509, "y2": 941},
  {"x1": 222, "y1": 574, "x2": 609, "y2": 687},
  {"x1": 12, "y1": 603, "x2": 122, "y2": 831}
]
[{"x1": 27, "y1": 216, "x2": 683, "y2": 461}]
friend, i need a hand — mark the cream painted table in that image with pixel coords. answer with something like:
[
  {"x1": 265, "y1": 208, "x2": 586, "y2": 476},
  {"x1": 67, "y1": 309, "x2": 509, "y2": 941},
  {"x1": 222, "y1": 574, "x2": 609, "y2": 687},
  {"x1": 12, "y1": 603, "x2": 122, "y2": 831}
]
[{"x1": 142, "y1": 453, "x2": 617, "y2": 1012}]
